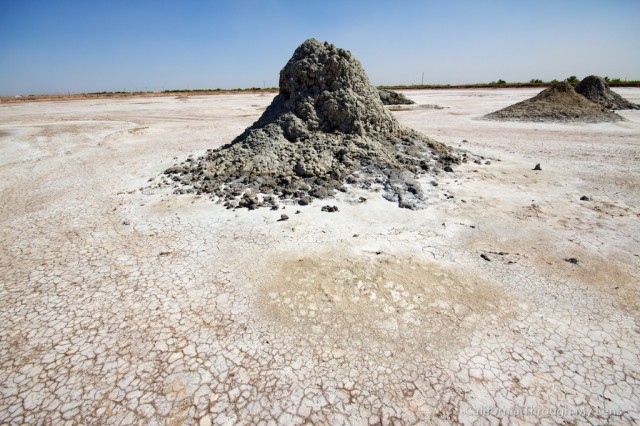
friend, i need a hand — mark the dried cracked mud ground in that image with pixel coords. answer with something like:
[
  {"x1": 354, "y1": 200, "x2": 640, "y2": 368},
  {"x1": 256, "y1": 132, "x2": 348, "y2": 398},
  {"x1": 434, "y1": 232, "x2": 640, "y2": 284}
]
[{"x1": 1, "y1": 89, "x2": 639, "y2": 425}]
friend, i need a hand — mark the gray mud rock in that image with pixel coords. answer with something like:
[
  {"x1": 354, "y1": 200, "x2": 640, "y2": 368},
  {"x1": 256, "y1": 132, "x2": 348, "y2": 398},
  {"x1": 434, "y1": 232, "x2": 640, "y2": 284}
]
[
  {"x1": 575, "y1": 75, "x2": 639, "y2": 110},
  {"x1": 484, "y1": 80, "x2": 622, "y2": 122},
  {"x1": 378, "y1": 89, "x2": 415, "y2": 105},
  {"x1": 164, "y1": 39, "x2": 463, "y2": 209}
]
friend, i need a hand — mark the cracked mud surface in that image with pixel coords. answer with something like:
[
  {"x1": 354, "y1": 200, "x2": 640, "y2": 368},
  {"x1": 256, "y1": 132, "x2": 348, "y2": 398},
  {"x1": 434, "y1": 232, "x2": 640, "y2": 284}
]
[{"x1": 1, "y1": 89, "x2": 639, "y2": 424}]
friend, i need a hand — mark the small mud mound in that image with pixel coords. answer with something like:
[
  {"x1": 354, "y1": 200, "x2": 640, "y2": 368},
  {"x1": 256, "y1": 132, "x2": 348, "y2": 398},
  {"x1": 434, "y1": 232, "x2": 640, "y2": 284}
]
[
  {"x1": 379, "y1": 89, "x2": 415, "y2": 105},
  {"x1": 575, "y1": 75, "x2": 639, "y2": 110},
  {"x1": 163, "y1": 39, "x2": 466, "y2": 210},
  {"x1": 484, "y1": 80, "x2": 622, "y2": 122}
]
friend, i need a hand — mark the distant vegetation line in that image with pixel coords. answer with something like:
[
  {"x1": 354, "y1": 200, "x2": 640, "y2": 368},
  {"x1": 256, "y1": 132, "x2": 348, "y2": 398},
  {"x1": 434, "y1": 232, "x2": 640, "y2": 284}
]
[
  {"x1": 58, "y1": 78, "x2": 640, "y2": 96},
  {"x1": 99, "y1": 77, "x2": 640, "y2": 94},
  {"x1": 381, "y1": 76, "x2": 640, "y2": 90},
  {"x1": 3, "y1": 78, "x2": 639, "y2": 101},
  {"x1": 89, "y1": 87, "x2": 279, "y2": 95}
]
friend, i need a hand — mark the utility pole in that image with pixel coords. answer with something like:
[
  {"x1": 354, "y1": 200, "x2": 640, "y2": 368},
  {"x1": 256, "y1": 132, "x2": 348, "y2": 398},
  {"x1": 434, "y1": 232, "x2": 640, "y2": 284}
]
[{"x1": 421, "y1": 72, "x2": 424, "y2": 86}]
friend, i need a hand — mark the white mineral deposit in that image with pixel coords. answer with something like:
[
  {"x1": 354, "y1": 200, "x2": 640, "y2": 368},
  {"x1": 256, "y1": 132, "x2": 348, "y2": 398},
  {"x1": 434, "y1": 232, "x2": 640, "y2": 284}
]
[{"x1": 1, "y1": 41, "x2": 638, "y2": 423}]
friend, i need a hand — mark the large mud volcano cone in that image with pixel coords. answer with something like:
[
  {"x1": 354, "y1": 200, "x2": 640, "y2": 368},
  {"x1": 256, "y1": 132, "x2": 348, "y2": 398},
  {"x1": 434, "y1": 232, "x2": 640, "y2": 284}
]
[
  {"x1": 165, "y1": 39, "x2": 461, "y2": 209},
  {"x1": 575, "y1": 75, "x2": 639, "y2": 110},
  {"x1": 484, "y1": 80, "x2": 622, "y2": 122}
]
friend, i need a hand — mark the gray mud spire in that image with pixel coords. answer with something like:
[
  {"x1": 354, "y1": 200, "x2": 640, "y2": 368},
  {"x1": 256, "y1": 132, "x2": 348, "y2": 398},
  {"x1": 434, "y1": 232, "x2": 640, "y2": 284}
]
[
  {"x1": 164, "y1": 39, "x2": 461, "y2": 209},
  {"x1": 575, "y1": 75, "x2": 639, "y2": 110}
]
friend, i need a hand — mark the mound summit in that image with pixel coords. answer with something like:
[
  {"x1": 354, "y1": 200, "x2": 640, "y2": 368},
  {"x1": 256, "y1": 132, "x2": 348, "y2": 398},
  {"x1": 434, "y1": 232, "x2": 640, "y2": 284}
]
[
  {"x1": 484, "y1": 80, "x2": 622, "y2": 122},
  {"x1": 575, "y1": 75, "x2": 639, "y2": 110},
  {"x1": 164, "y1": 39, "x2": 464, "y2": 209}
]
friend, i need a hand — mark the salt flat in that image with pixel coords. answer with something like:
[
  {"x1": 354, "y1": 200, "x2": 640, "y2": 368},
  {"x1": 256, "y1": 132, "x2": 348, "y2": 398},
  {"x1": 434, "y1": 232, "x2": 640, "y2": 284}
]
[{"x1": 1, "y1": 88, "x2": 639, "y2": 424}]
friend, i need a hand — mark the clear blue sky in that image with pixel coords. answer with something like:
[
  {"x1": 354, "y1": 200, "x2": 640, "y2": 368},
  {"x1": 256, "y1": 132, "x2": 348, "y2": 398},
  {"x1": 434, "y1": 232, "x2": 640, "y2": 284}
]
[{"x1": 0, "y1": 0, "x2": 638, "y2": 95}]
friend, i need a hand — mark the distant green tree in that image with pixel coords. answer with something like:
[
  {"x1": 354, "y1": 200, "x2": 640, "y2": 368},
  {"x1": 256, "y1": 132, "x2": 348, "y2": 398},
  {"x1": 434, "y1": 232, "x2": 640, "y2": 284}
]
[
  {"x1": 567, "y1": 75, "x2": 579, "y2": 84},
  {"x1": 497, "y1": 79, "x2": 506, "y2": 85},
  {"x1": 530, "y1": 79, "x2": 543, "y2": 84}
]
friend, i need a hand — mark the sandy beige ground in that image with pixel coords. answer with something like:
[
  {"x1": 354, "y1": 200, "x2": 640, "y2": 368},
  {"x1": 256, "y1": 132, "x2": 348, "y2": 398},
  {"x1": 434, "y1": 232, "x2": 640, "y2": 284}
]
[{"x1": 1, "y1": 89, "x2": 639, "y2": 425}]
